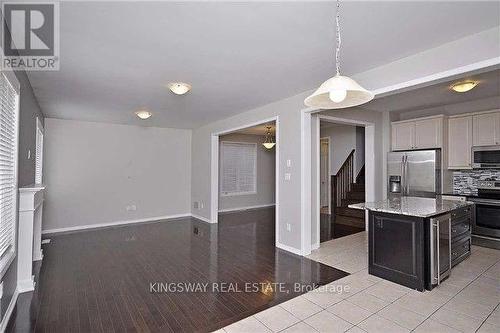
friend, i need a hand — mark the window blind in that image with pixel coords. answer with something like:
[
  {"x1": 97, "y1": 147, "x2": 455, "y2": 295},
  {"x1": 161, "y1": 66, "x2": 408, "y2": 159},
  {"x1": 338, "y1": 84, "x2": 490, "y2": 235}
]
[
  {"x1": 35, "y1": 120, "x2": 43, "y2": 184},
  {"x1": 220, "y1": 142, "x2": 257, "y2": 196},
  {"x1": 0, "y1": 74, "x2": 18, "y2": 258}
]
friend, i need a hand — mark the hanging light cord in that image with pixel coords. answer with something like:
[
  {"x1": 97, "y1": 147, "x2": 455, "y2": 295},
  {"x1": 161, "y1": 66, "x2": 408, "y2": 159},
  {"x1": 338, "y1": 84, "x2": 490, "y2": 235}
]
[{"x1": 335, "y1": 0, "x2": 342, "y2": 76}]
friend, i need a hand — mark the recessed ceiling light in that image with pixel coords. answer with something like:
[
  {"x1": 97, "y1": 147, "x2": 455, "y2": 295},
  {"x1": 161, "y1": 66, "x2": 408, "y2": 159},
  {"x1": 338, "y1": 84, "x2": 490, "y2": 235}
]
[
  {"x1": 451, "y1": 81, "x2": 478, "y2": 93},
  {"x1": 168, "y1": 82, "x2": 191, "y2": 95},
  {"x1": 135, "y1": 110, "x2": 152, "y2": 119}
]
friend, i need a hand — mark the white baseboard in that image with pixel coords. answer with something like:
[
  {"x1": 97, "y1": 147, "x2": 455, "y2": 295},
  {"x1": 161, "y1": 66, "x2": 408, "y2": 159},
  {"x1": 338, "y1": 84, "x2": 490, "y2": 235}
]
[
  {"x1": 218, "y1": 203, "x2": 275, "y2": 213},
  {"x1": 0, "y1": 288, "x2": 19, "y2": 332},
  {"x1": 17, "y1": 278, "x2": 35, "y2": 293},
  {"x1": 190, "y1": 214, "x2": 213, "y2": 223},
  {"x1": 276, "y1": 242, "x2": 304, "y2": 256},
  {"x1": 41, "y1": 213, "x2": 191, "y2": 235}
]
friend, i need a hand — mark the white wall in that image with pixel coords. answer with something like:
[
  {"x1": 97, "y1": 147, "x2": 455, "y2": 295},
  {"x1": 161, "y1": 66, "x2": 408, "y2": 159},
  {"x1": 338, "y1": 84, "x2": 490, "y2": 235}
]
[
  {"x1": 397, "y1": 96, "x2": 500, "y2": 121},
  {"x1": 218, "y1": 133, "x2": 275, "y2": 211},
  {"x1": 356, "y1": 127, "x2": 365, "y2": 178},
  {"x1": 43, "y1": 118, "x2": 192, "y2": 232}
]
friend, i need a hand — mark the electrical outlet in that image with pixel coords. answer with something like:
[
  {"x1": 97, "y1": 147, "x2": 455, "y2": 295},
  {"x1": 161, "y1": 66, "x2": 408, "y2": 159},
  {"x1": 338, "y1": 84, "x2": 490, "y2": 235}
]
[
  {"x1": 286, "y1": 223, "x2": 291, "y2": 232},
  {"x1": 193, "y1": 201, "x2": 199, "y2": 209},
  {"x1": 285, "y1": 173, "x2": 291, "y2": 181}
]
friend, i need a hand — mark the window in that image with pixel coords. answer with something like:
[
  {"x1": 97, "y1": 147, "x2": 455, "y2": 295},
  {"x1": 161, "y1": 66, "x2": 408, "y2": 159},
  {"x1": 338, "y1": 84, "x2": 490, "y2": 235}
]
[
  {"x1": 0, "y1": 72, "x2": 19, "y2": 278},
  {"x1": 220, "y1": 142, "x2": 257, "y2": 196},
  {"x1": 35, "y1": 117, "x2": 44, "y2": 184}
]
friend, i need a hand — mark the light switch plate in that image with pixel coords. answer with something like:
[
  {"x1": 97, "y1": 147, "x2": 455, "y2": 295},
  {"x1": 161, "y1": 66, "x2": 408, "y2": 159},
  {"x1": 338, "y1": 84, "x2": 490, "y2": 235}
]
[{"x1": 285, "y1": 173, "x2": 291, "y2": 180}]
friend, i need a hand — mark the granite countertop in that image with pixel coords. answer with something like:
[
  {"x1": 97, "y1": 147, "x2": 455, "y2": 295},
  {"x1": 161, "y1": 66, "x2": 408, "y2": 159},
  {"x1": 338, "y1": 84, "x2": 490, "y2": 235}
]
[{"x1": 348, "y1": 196, "x2": 474, "y2": 218}]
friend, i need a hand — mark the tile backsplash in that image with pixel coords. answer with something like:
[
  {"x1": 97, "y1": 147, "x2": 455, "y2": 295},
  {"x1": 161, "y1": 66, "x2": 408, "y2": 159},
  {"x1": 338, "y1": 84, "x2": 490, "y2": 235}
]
[{"x1": 453, "y1": 169, "x2": 500, "y2": 195}]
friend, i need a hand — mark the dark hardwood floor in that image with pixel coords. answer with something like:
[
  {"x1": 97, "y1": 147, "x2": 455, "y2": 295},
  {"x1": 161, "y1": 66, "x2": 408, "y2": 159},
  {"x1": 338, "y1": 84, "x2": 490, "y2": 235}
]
[
  {"x1": 7, "y1": 208, "x2": 348, "y2": 333},
  {"x1": 320, "y1": 213, "x2": 365, "y2": 242}
]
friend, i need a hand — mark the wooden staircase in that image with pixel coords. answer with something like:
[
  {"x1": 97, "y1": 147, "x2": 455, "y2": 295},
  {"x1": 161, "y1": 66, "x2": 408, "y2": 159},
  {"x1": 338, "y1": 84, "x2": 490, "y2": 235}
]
[{"x1": 331, "y1": 150, "x2": 365, "y2": 230}]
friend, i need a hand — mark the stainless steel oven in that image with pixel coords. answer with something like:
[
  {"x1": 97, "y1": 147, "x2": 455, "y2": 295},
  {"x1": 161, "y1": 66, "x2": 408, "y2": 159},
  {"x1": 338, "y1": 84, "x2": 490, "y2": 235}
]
[
  {"x1": 468, "y1": 180, "x2": 500, "y2": 240},
  {"x1": 472, "y1": 146, "x2": 500, "y2": 169},
  {"x1": 468, "y1": 197, "x2": 500, "y2": 239}
]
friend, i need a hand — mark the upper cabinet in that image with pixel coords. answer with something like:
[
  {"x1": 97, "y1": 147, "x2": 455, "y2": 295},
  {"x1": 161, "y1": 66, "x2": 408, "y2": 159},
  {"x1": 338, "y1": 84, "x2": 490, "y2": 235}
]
[
  {"x1": 391, "y1": 116, "x2": 443, "y2": 151},
  {"x1": 415, "y1": 118, "x2": 443, "y2": 149},
  {"x1": 448, "y1": 116, "x2": 473, "y2": 169},
  {"x1": 473, "y1": 112, "x2": 500, "y2": 146},
  {"x1": 391, "y1": 121, "x2": 415, "y2": 151}
]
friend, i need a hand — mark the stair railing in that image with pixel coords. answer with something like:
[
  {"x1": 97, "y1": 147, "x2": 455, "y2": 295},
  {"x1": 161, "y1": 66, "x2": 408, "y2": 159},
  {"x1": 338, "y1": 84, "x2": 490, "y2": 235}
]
[{"x1": 331, "y1": 149, "x2": 355, "y2": 217}]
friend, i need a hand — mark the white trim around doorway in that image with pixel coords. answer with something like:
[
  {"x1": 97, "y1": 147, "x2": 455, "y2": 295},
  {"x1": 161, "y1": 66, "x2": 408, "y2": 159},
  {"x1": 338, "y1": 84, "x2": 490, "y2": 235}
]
[{"x1": 319, "y1": 136, "x2": 331, "y2": 215}]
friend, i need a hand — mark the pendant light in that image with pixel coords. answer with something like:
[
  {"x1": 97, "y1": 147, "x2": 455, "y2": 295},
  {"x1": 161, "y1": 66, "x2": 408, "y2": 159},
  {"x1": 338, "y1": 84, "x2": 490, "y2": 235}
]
[
  {"x1": 304, "y1": 0, "x2": 374, "y2": 109},
  {"x1": 262, "y1": 126, "x2": 276, "y2": 149}
]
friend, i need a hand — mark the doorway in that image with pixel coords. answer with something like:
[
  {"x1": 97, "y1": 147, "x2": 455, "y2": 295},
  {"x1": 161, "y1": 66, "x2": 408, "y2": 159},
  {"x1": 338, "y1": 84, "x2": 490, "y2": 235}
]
[
  {"x1": 210, "y1": 117, "x2": 280, "y2": 244},
  {"x1": 311, "y1": 115, "x2": 376, "y2": 247}
]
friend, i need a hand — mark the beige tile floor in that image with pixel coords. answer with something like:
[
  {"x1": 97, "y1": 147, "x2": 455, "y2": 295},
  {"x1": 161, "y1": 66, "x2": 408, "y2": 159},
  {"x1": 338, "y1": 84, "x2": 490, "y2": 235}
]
[{"x1": 217, "y1": 232, "x2": 500, "y2": 333}]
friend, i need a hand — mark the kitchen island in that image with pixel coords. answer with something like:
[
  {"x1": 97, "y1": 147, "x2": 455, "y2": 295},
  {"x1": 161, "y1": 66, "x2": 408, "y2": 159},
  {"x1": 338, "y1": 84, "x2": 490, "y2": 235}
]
[{"x1": 350, "y1": 197, "x2": 474, "y2": 291}]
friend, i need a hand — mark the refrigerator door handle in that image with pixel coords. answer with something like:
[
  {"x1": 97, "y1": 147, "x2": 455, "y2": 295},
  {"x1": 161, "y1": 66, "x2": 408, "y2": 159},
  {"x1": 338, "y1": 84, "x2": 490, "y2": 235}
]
[
  {"x1": 400, "y1": 156, "x2": 405, "y2": 195},
  {"x1": 402, "y1": 156, "x2": 406, "y2": 195},
  {"x1": 405, "y1": 155, "x2": 410, "y2": 195}
]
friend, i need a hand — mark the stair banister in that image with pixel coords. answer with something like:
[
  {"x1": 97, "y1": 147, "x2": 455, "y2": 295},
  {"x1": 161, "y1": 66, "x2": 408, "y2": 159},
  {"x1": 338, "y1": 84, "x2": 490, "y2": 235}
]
[{"x1": 331, "y1": 149, "x2": 355, "y2": 214}]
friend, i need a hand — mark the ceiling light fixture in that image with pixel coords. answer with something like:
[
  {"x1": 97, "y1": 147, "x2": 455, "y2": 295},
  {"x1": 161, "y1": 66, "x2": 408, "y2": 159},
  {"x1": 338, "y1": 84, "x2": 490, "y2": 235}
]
[
  {"x1": 304, "y1": 0, "x2": 374, "y2": 109},
  {"x1": 168, "y1": 82, "x2": 192, "y2": 95},
  {"x1": 262, "y1": 126, "x2": 276, "y2": 149},
  {"x1": 135, "y1": 110, "x2": 152, "y2": 119},
  {"x1": 451, "y1": 81, "x2": 478, "y2": 93}
]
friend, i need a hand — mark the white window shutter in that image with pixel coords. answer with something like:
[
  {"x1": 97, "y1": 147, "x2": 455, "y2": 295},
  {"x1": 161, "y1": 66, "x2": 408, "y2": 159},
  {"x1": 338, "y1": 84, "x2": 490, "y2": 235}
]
[
  {"x1": 0, "y1": 73, "x2": 19, "y2": 259},
  {"x1": 220, "y1": 142, "x2": 257, "y2": 196}
]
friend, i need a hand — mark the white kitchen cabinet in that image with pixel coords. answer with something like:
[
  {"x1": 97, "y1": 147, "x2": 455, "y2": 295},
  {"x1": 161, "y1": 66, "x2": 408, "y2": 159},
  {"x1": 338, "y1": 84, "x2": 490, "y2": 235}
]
[
  {"x1": 391, "y1": 116, "x2": 443, "y2": 151},
  {"x1": 473, "y1": 112, "x2": 500, "y2": 146},
  {"x1": 448, "y1": 116, "x2": 473, "y2": 169},
  {"x1": 415, "y1": 117, "x2": 443, "y2": 149},
  {"x1": 392, "y1": 121, "x2": 415, "y2": 151}
]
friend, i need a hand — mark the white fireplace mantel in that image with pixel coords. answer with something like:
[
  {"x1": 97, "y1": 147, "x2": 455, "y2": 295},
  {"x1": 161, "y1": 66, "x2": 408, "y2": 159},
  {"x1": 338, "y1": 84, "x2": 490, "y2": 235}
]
[{"x1": 18, "y1": 184, "x2": 45, "y2": 293}]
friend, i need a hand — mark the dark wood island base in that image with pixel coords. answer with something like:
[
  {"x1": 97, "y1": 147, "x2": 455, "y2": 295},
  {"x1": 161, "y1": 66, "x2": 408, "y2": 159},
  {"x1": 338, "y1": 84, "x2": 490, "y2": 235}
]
[
  {"x1": 369, "y1": 211, "x2": 426, "y2": 291},
  {"x1": 362, "y1": 202, "x2": 473, "y2": 291}
]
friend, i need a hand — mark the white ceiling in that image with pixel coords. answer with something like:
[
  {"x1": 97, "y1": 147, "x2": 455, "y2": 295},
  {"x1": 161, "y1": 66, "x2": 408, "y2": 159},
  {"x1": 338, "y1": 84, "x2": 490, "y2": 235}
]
[
  {"x1": 361, "y1": 68, "x2": 500, "y2": 113},
  {"x1": 27, "y1": 1, "x2": 500, "y2": 129}
]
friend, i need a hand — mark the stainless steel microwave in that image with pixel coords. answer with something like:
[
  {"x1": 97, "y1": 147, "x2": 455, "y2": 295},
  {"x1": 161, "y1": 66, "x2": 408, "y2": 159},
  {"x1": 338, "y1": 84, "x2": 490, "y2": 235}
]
[{"x1": 472, "y1": 146, "x2": 500, "y2": 169}]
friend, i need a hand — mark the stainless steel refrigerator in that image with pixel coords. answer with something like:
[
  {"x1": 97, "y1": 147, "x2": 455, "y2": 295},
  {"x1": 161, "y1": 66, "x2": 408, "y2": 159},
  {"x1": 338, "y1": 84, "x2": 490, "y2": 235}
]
[{"x1": 387, "y1": 149, "x2": 441, "y2": 198}]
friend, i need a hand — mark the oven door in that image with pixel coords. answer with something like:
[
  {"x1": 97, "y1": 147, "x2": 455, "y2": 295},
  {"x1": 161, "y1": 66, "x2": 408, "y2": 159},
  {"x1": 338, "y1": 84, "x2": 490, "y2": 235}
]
[
  {"x1": 472, "y1": 146, "x2": 500, "y2": 168},
  {"x1": 469, "y1": 198, "x2": 500, "y2": 238}
]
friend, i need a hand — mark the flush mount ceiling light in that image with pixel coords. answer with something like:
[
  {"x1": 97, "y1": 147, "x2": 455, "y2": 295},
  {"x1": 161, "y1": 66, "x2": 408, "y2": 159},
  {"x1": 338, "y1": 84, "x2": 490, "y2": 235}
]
[
  {"x1": 304, "y1": 0, "x2": 374, "y2": 109},
  {"x1": 168, "y1": 82, "x2": 192, "y2": 95},
  {"x1": 451, "y1": 81, "x2": 478, "y2": 93},
  {"x1": 262, "y1": 126, "x2": 276, "y2": 149},
  {"x1": 135, "y1": 110, "x2": 152, "y2": 119}
]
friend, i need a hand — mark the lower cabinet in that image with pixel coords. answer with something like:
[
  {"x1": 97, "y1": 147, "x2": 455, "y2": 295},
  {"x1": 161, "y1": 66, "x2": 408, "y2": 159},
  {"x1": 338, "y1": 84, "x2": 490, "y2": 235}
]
[
  {"x1": 451, "y1": 205, "x2": 472, "y2": 267},
  {"x1": 369, "y1": 212, "x2": 425, "y2": 291}
]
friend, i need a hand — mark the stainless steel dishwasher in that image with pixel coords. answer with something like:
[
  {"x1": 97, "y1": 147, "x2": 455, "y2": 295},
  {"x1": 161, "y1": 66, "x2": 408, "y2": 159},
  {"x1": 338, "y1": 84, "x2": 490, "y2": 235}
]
[{"x1": 430, "y1": 213, "x2": 452, "y2": 286}]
